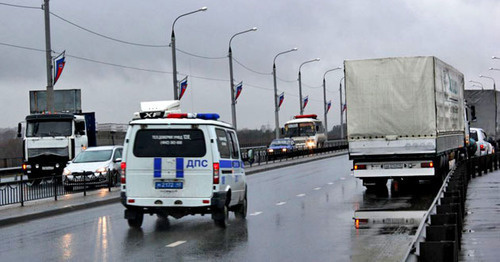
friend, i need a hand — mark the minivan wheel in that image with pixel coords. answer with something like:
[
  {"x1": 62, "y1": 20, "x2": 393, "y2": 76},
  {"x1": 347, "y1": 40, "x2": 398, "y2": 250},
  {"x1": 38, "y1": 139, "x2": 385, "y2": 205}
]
[
  {"x1": 128, "y1": 212, "x2": 144, "y2": 228},
  {"x1": 214, "y1": 205, "x2": 229, "y2": 228},
  {"x1": 235, "y1": 194, "x2": 247, "y2": 219}
]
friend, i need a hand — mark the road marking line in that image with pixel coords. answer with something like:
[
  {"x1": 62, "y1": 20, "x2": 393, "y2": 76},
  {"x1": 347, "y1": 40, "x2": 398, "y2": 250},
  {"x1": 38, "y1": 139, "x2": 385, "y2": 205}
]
[
  {"x1": 328, "y1": 182, "x2": 333, "y2": 185},
  {"x1": 276, "y1": 201, "x2": 286, "y2": 206},
  {"x1": 250, "y1": 211, "x2": 263, "y2": 216},
  {"x1": 313, "y1": 187, "x2": 321, "y2": 190},
  {"x1": 166, "y1": 241, "x2": 187, "y2": 248},
  {"x1": 340, "y1": 177, "x2": 346, "y2": 180},
  {"x1": 296, "y1": 193, "x2": 306, "y2": 197}
]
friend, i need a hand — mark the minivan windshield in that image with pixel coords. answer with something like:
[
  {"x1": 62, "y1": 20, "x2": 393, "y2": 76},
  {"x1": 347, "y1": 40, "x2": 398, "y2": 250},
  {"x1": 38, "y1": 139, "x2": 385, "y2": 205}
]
[
  {"x1": 133, "y1": 129, "x2": 206, "y2": 157},
  {"x1": 284, "y1": 122, "x2": 316, "y2": 137},
  {"x1": 73, "y1": 150, "x2": 112, "y2": 163},
  {"x1": 26, "y1": 120, "x2": 72, "y2": 137}
]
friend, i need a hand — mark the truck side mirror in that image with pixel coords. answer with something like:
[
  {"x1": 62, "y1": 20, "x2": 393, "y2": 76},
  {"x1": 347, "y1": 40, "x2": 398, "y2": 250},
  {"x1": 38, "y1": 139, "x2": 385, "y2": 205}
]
[
  {"x1": 17, "y1": 122, "x2": 22, "y2": 138},
  {"x1": 471, "y1": 105, "x2": 477, "y2": 122}
]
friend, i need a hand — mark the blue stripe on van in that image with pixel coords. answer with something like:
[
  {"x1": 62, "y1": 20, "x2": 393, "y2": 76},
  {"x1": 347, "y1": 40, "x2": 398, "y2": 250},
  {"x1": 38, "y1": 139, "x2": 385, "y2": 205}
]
[
  {"x1": 219, "y1": 160, "x2": 232, "y2": 169},
  {"x1": 176, "y1": 158, "x2": 184, "y2": 178},
  {"x1": 154, "y1": 158, "x2": 162, "y2": 178}
]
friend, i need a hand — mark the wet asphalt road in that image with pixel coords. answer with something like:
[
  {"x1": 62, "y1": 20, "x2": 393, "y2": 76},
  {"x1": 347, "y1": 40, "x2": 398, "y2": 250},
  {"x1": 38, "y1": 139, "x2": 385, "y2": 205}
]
[{"x1": 0, "y1": 155, "x2": 439, "y2": 261}]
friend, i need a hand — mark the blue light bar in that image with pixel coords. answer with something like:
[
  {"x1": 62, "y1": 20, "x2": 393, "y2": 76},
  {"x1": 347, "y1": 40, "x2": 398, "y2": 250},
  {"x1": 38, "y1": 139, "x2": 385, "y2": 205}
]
[{"x1": 196, "y1": 113, "x2": 220, "y2": 120}]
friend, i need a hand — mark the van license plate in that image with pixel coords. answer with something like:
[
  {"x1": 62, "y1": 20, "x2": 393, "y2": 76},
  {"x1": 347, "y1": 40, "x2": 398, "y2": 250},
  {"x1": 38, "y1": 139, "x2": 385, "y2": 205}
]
[{"x1": 155, "y1": 181, "x2": 183, "y2": 189}]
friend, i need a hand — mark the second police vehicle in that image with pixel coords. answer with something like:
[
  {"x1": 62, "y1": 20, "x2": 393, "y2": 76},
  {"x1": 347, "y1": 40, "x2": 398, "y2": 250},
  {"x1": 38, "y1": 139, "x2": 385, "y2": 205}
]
[{"x1": 121, "y1": 101, "x2": 247, "y2": 228}]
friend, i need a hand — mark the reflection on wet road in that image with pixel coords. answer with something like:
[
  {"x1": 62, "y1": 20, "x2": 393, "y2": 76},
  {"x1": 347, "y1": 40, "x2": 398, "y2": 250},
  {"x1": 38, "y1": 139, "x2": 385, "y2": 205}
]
[{"x1": 0, "y1": 155, "x2": 439, "y2": 261}]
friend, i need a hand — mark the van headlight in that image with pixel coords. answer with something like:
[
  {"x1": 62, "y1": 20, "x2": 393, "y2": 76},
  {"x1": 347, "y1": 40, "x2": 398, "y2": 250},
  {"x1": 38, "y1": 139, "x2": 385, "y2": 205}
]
[
  {"x1": 306, "y1": 141, "x2": 315, "y2": 147},
  {"x1": 95, "y1": 167, "x2": 108, "y2": 174}
]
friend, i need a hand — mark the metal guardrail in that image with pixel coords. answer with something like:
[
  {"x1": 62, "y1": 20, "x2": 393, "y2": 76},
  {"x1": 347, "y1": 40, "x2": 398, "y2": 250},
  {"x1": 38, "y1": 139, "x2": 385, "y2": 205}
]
[
  {"x1": 403, "y1": 152, "x2": 499, "y2": 262},
  {"x1": 241, "y1": 140, "x2": 348, "y2": 166},
  {"x1": 0, "y1": 172, "x2": 118, "y2": 206}
]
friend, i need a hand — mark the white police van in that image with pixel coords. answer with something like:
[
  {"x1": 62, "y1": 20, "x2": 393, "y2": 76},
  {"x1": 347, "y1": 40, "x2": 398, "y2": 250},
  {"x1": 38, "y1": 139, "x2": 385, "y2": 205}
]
[{"x1": 121, "y1": 101, "x2": 247, "y2": 228}]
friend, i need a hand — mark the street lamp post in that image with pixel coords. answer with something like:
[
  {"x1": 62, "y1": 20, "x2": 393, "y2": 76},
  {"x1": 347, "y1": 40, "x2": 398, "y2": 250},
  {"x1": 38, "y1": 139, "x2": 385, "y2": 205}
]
[
  {"x1": 339, "y1": 76, "x2": 345, "y2": 140},
  {"x1": 469, "y1": 80, "x2": 484, "y2": 90},
  {"x1": 480, "y1": 74, "x2": 498, "y2": 139},
  {"x1": 273, "y1": 48, "x2": 298, "y2": 139},
  {"x1": 228, "y1": 27, "x2": 257, "y2": 130},
  {"x1": 170, "y1": 7, "x2": 207, "y2": 100},
  {"x1": 298, "y1": 58, "x2": 320, "y2": 115},
  {"x1": 322, "y1": 67, "x2": 342, "y2": 133}
]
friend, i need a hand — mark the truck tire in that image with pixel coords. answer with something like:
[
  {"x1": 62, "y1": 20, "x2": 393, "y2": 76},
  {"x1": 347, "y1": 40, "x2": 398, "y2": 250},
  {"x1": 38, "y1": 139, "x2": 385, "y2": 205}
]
[{"x1": 127, "y1": 211, "x2": 144, "y2": 228}]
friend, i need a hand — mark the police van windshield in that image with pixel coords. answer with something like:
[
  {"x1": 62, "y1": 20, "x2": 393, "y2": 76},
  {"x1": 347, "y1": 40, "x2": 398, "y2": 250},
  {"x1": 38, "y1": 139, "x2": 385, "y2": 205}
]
[
  {"x1": 133, "y1": 129, "x2": 206, "y2": 157},
  {"x1": 284, "y1": 122, "x2": 316, "y2": 137},
  {"x1": 26, "y1": 120, "x2": 72, "y2": 137}
]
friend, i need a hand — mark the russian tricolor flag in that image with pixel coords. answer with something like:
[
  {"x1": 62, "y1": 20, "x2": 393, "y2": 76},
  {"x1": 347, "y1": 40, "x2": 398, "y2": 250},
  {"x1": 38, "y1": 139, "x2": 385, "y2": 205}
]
[
  {"x1": 179, "y1": 76, "x2": 188, "y2": 100},
  {"x1": 303, "y1": 95, "x2": 309, "y2": 109},
  {"x1": 326, "y1": 100, "x2": 332, "y2": 113},
  {"x1": 235, "y1": 81, "x2": 243, "y2": 102},
  {"x1": 278, "y1": 92, "x2": 284, "y2": 108},
  {"x1": 53, "y1": 51, "x2": 65, "y2": 85}
]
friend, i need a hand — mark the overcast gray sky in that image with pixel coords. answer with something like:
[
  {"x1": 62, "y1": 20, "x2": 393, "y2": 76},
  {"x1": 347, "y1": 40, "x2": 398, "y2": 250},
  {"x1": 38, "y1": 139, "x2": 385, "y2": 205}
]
[{"x1": 1, "y1": 0, "x2": 499, "y2": 130}]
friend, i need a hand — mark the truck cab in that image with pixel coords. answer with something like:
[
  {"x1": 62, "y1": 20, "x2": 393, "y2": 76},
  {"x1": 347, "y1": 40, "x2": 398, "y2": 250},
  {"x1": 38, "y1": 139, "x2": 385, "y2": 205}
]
[{"x1": 20, "y1": 113, "x2": 91, "y2": 180}]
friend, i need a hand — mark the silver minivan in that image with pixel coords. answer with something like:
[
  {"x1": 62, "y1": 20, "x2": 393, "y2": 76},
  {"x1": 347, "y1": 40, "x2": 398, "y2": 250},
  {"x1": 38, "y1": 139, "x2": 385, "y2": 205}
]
[{"x1": 121, "y1": 105, "x2": 247, "y2": 228}]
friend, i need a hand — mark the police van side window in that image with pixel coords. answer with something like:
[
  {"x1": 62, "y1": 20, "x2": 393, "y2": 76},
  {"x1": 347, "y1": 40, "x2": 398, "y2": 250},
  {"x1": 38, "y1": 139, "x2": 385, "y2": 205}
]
[
  {"x1": 216, "y1": 128, "x2": 231, "y2": 159},
  {"x1": 228, "y1": 131, "x2": 240, "y2": 159}
]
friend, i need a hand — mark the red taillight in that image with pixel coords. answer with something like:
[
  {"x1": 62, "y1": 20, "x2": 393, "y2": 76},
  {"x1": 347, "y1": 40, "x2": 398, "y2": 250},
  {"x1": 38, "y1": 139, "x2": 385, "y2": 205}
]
[
  {"x1": 354, "y1": 164, "x2": 366, "y2": 170},
  {"x1": 213, "y1": 162, "x2": 220, "y2": 184},
  {"x1": 166, "y1": 113, "x2": 187, "y2": 118},
  {"x1": 421, "y1": 161, "x2": 434, "y2": 168},
  {"x1": 355, "y1": 218, "x2": 368, "y2": 229},
  {"x1": 128, "y1": 199, "x2": 135, "y2": 203},
  {"x1": 120, "y1": 162, "x2": 126, "y2": 184},
  {"x1": 480, "y1": 144, "x2": 485, "y2": 151},
  {"x1": 202, "y1": 200, "x2": 210, "y2": 204}
]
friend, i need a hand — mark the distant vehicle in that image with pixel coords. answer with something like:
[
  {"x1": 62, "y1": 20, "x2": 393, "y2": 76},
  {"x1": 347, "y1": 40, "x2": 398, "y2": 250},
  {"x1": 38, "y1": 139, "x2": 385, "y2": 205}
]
[
  {"x1": 267, "y1": 138, "x2": 295, "y2": 160},
  {"x1": 62, "y1": 145, "x2": 123, "y2": 191},
  {"x1": 345, "y1": 56, "x2": 467, "y2": 188},
  {"x1": 283, "y1": 114, "x2": 327, "y2": 149},
  {"x1": 18, "y1": 89, "x2": 97, "y2": 181},
  {"x1": 465, "y1": 89, "x2": 500, "y2": 144},
  {"x1": 121, "y1": 101, "x2": 247, "y2": 228},
  {"x1": 469, "y1": 127, "x2": 493, "y2": 156}
]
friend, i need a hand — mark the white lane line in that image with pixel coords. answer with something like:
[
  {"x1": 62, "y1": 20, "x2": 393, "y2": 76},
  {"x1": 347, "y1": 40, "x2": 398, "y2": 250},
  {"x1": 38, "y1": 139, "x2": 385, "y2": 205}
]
[
  {"x1": 166, "y1": 240, "x2": 187, "y2": 248},
  {"x1": 250, "y1": 211, "x2": 263, "y2": 216},
  {"x1": 340, "y1": 177, "x2": 346, "y2": 180},
  {"x1": 296, "y1": 193, "x2": 306, "y2": 197},
  {"x1": 328, "y1": 182, "x2": 334, "y2": 185},
  {"x1": 276, "y1": 201, "x2": 287, "y2": 206},
  {"x1": 313, "y1": 187, "x2": 321, "y2": 190}
]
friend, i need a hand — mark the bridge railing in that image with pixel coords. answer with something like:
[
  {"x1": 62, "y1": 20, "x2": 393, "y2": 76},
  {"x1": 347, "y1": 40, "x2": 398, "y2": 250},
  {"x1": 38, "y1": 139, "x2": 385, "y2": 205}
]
[
  {"x1": 404, "y1": 152, "x2": 500, "y2": 262},
  {"x1": 0, "y1": 171, "x2": 117, "y2": 207}
]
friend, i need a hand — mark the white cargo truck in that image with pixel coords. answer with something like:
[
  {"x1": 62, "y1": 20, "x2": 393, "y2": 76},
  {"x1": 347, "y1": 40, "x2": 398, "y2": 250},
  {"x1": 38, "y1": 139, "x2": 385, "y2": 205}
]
[{"x1": 345, "y1": 56, "x2": 467, "y2": 188}]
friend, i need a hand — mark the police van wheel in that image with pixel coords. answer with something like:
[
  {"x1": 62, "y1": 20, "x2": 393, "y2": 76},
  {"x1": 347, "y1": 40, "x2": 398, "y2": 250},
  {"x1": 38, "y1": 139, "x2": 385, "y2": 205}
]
[
  {"x1": 127, "y1": 212, "x2": 144, "y2": 228},
  {"x1": 235, "y1": 193, "x2": 247, "y2": 219},
  {"x1": 214, "y1": 205, "x2": 228, "y2": 228}
]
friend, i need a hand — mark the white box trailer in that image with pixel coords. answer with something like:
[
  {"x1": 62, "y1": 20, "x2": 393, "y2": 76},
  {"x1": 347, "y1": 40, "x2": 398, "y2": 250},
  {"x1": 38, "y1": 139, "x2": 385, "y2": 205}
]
[
  {"x1": 344, "y1": 56, "x2": 466, "y2": 187},
  {"x1": 465, "y1": 89, "x2": 500, "y2": 140}
]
